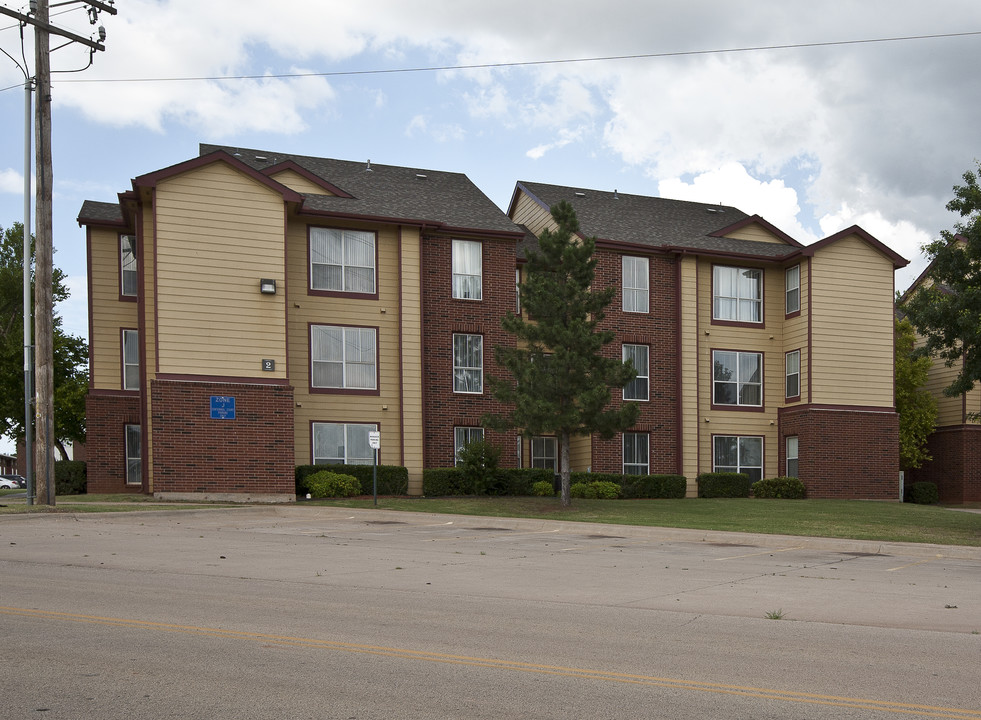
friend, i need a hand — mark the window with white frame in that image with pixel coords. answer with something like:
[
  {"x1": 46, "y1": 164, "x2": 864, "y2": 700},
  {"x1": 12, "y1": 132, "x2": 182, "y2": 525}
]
[
  {"x1": 515, "y1": 268, "x2": 521, "y2": 314},
  {"x1": 713, "y1": 350, "x2": 762, "y2": 406},
  {"x1": 786, "y1": 350, "x2": 801, "y2": 399},
  {"x1": 713, "y1": 265, "x2": 762, "y2": 323},
  {"x1": 122, "y1": 329, "x2": 139, "y2": 391},
  {"x1": 786, "y1": 436, "x2": 799, "y2": 478},
  {"x1": 623, "y1": 432, "x2": 650, "y2": 475},
  {"x1": 786, "y1": 265, "x2": 800, "y2": 314},
  {"x1": 310, "y1": 325, "x2": 377, "y2": 390},
  {"x1": 452, "y1": 239, "x2": 482, "y2": 300},
  {"x1": 622, "y1": 256, "x2": 649, "y2": 313},
  {"x1": 453, "y1": 334, "x2": 483, "y2": 393},
  {"x1": 125, "y1": 424, "x2": 141, "y2": 485},
  {"x1": 622, "y1": 344, "x2": 649, "y2": 401},
  {"x1": 120, "y1": 234, "x2": 137, "y2": 297},
  {"x1": 309, "y1": 227, "x2": 376, "y2": 294},
  {"x1": 713, "y1": 435, "x2": 763, "y2": 481},
  {"x1": 531, "y1": 437, "x2": 558, "y2": 472},
  {"x1": 454, "y1": 427, "x2": 484, "y2": 465},
  {"x1": 313, "y1": 422, "x2": 377, "y2": 465}
]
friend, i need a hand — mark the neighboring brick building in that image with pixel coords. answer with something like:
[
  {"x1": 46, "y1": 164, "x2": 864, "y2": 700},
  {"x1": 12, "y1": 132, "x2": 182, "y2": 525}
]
[{"x1": 78, "y1": 147, "x2": 907, "y2": 501}]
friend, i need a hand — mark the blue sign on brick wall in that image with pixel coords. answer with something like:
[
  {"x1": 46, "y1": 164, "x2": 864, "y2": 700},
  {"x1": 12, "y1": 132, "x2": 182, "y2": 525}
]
[{"x1": 210, "y1": 396, "x2": 236, "y2": 420}]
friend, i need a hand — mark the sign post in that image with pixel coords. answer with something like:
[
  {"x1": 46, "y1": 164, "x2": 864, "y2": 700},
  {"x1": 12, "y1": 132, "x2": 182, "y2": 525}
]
[{"x1": 368, "y1": 431, "x2": 381, "y2": 506}]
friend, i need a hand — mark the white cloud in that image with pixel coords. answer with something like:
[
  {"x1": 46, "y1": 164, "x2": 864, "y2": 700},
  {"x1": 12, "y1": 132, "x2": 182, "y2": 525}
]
[{"x1": 0, "y1": 169, "x2": 24, "y2": 194}]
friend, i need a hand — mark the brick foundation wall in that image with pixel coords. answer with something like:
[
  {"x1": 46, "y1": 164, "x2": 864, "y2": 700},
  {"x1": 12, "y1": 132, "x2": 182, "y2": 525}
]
[
  {"x1": 779, "y1": 406, "x2": 900, "y2": 499},
  {"x1": 85, "y1": 392, "x2": 142, "y2": 493},
  {"x1": 590, "y1": 249, "x2": 679, "y2": 474},
  {"x1": 905, "y1": 425, "x2": 981, "y2": 503},
  {"x1": 150, "y1": 380, "x2": 295, "y2": 496},
  {"x1": 421, "y1": 234, "x2": 520, "y2": 467}
]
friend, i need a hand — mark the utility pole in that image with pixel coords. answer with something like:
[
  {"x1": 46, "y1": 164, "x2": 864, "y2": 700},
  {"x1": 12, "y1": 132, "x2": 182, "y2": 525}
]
[{"x1": 0, "y1": 0, "x2": 115, "y2": 505}]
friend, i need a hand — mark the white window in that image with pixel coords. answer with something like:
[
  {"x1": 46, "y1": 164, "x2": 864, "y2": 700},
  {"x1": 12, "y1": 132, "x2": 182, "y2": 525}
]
[
  {"x1": 713, "y1": 435, "x2": 763, "y2": 481},
  {"x1": 313, "y1": 422, "x2": 377, "y2": 465},
  {"x1": 310, "y1": 227, "x2": 376, "y2": 294},
  {"x1": 786, "y1": 265, "x2": 800, "y2": 314},
  {"x1": 120, "y1": 234, "x2": 137, "y2": 297},
  {"x1": 453, "y1": 334, "x2": 483, "y2": 393},
  {"x1": 786, "y1": 350, "x2": 801, "y2": 399},
  {"x1": 454, "y1": 427, "x2": 484, "y2": 465},
  {"x1": 452, "y1": 239, "x2": 482, "y2": 300},
  {"x1": 713, "y1": 350, "x2": 762, "y2": 406},
  {"x1": 622, "y1": 256, "x2": 649, "y2": 313},
  {"x1": 311, "y1": 325, "x2": 377, "y2": 390},
  {"x1": 713, "y1": 266, "x2": 762, "y2": 323},
  {"x1": 122, "y1": 329, "x2": 139, "y2": 391},
  {"x1": 515, "y1": 267, "x2": 521, "y2": 314},
  {"x1": 125, "y1": 424, "x2": 141, "y2": 485},
  {"x1": 623, "y1": 432, "x2": 650, "y2": 475},
  {"x1": 786, "y1": 436, "x2": 799, "y2": 478},
  {"x1": 622, "y1": 344, "x2": 650, "y2": 401},
  {"x1": 531, "y1": 437, "x2": 558, "y2": 472}
]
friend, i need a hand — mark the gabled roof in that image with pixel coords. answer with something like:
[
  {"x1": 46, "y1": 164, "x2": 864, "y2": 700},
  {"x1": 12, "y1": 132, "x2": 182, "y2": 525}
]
[
  {"x1": 200, "y1": 144, "x2": 522, "y2": 237},
  {"x1": 77, "y1": 200, "x2": 125, "y2": 226},
  {"x1": 801, "y1": 224, "x2": 908, "y2": 269}
]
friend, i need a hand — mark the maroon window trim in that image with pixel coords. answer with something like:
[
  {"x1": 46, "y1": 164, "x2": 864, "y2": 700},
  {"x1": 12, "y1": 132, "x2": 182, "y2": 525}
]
[
  {"x1": 308, "y1": 322, "x2": 381, "y2": 396},
  {"x1": 306, "y1": 225, "x2": 380, "y2": 301}
]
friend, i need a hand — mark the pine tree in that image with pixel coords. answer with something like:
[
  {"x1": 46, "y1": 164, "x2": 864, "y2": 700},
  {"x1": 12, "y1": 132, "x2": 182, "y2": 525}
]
[{"x1": 485, "y1": 201, "x2": 639, "y2": 505}]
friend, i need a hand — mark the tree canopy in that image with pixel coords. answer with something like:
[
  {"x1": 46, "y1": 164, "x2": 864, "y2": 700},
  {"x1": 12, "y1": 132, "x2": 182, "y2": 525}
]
[
  {"x1": 485, "y1": 201, "x2": 640, "y2": 505},
  {"x1": 900, "y1": 162, "x2": 981, "y2": 398},
  {"x1": 0, "y1": 222, "x2": 88, "y2": 457},
  {"x1": 894, "y1": 317, "x2": 936, "y2": 469}
]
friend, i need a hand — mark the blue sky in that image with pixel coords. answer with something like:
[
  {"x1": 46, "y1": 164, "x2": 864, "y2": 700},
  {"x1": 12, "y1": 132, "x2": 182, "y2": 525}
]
[{"x1": 1, "y1": 0, "x2": 980, "y2": 453}]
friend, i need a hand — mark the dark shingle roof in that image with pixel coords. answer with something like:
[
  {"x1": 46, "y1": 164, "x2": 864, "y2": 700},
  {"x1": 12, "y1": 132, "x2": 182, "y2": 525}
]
[
  {"x1": 516, "y1": 181, "x2": 796, "y2": 259},
  {"x1": 201, "y1": 144, "x2": 521, "y2": 236},
  {"x1": 77, "y1": 200, "x2": 125, "y2": 226}
]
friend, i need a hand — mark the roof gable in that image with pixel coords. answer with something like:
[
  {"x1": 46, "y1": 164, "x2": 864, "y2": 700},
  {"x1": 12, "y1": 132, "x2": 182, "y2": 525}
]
[{"x1": 804, "y1": 225, "x2": 908, "y2": 269}]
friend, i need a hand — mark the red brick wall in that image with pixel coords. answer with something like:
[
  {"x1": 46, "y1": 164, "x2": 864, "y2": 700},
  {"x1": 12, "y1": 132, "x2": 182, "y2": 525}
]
[
  {"x1": 779, "y1": 406, "x2": 900, "y2": 499},
  {"x1": 591, "y1": 249, "x2": 679, "y2": 474},
  {"x1": 85, "y1": 392, "x2": 142, "y2": 493},
  {"x1": 421, "y1": 234, "x2": 520, "y2": 467},
  {"x1": 905, "y1": 425, "x2": 981, "y2": 503},
  {"x1": 150, "y1": 380, "x2": 295, "y2": 495}
]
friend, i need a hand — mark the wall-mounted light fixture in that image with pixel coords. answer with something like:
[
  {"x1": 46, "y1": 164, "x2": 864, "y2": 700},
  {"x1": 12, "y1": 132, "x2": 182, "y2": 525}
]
[{"x1": 259, "y1": 279, "x2": 277, "y2": 295}]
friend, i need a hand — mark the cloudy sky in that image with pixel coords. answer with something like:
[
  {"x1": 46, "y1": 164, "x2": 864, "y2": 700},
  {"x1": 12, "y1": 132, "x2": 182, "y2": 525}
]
[{"x1": 1, "y1": 0, "x2": 980, "y2": 345}]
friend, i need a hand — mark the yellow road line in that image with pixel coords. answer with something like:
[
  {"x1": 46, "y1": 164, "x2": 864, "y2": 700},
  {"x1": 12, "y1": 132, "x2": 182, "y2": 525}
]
[
  {"x1": 886, "y1": 557, "x2": 934, "y2": 572},
  {"x1": 2, "y1": 605, "x2": 978, "y2": 718}
]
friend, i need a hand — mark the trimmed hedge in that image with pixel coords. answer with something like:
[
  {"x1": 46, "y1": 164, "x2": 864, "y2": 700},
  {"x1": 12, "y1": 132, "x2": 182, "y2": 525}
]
[
  {"x1": 752, "y1": 477, "x2": 806, "y2": 499},
  {"x1": 568, "y1": 472, "x2": 687, "y2": 499},
  {"x1": 296, "y1": 464, "x2": 408, "y2": 497},
  {"x1": 905, "y1": 481, "x2": 939, "y2": 505},
  {"x1": 531, "y1": 480, "x2": 554, "y2": 497},
  {"x1": 422, "y1": 467, "x2": 553, "y2": 497},
  {"x1": 55, "y1": 460, "x2": 86, "y2": 495},
  {"x1": 305, "y1": 470, "x2": 361, "y2": 498},
  {"x1": 570, "y1": 480, "x2": 621, "y2": 499},
  {"x1": 697, "y1": 472, "x2": 752, "y2": 498}
]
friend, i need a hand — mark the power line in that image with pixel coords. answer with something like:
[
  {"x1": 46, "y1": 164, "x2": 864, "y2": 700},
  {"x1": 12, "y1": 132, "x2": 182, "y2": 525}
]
[{"x1": 11, "y1": 28, "x2": 981, "y2": 88}]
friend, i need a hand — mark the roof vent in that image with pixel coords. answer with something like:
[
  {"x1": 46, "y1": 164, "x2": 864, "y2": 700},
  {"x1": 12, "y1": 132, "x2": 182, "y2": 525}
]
[
  {"x1": 416, "y1": 173, "x2": 427, "y2": 179},
  {"x1": 613, "y1": 189, "x2": 619, "y2": 200},
  {"x1": 574, "y1": 191, "x2": 586, "y2": 197},
  {"x1": 706, "y1": 207, "x2": 719, "y2": 213},
  {"x1": 365, "y1": 159, "x2": 372, "y2": 172},
  {"x1": 254, "y1": 155, "x2": 268, "y2": 162}
]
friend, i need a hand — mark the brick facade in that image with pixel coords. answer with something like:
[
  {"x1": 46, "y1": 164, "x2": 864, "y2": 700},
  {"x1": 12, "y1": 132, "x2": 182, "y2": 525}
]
[
  {"x1": 779, "y1": 406, "x2": 900, "y2": 499},
  {"x1": 85, "y1": 392, "x2": 142, "y2": 493},
  {"x1": 905, "y1": 425, "x2": 981, "y2": 503},
  {"x1": 591, "y1": 249, "x2": 680, "y2": 474},
  {"x1": 150, "y1": 380, "x2": 295, "y2": 497},
  {"x1": 421, "y1": 234, "x2": 521, "y2": 467}
]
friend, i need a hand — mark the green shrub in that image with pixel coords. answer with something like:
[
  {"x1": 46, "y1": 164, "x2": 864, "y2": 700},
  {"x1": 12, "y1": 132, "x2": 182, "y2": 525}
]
[
  {"x1": 531, "y1": 480, "x2": 555, "y2": 497},
  {"x1": 621, "y1": 474, "x2": 688, "y2": 499},
  {"x1": 422, "y1": 468, "x2": 471, "y2": 496},
  {"x1": 569, "y1": 480, "x2": 622, "y2": 499},
  {"x1": 696, "y1": 472, "x2": 753, "y2": 498},
  {"x1": 752, "y1": 477, "x2": 806, "y2": 499},
  {"x1": 55, "y1": 460, "x2": 86, "y2": 495},
  {"x1": 498, "y1": 467, "x2": 553, "y2": 496},
  {"x1": 905, "y1": 481, "x2": 939, "y2": 505},
  {"x1": 296, "y1": 464, "x2": 408, "y2": 496},
  {"x1": 305, "y1": 470, "x2": 361, "y2": 498},
  {"x1": 456, "y1": 439, "x2": 502, "y2": 494}
]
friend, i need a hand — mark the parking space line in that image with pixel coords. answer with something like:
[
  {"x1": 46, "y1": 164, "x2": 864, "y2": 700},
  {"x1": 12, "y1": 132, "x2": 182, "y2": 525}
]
[
  {"x1": 714, "y1": 546, "x2": 805, "y2": 561},
  {"x1": 886, "y1": 558, "x2": 934, "y2": 572}
]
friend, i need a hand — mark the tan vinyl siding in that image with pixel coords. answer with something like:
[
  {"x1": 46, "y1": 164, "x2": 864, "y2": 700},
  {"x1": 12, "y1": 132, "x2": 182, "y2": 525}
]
[
  {"x1": 288, "y1": 219, "x2": 405, "y2": 468},
  {"x1": 269, "y1": 169, "x2": 335, "y2": 196},
  {"x1": 141, "y1": 205, "x2": 156, "y2": 491},
  {"x1": 783, "y1": 260, "x2": 808, "y2": 401},
  {"x1": 89, "y1": 227, "x2": 137, "y2": 390},
  {"x1": 570, "y1": 435, "x2": 591, "y2": 472},
  {"x1": 810, "y1": 235, "x2": 894, "y2": 407},
  {"x1": 722, "y1": 224, "x2": 791, "y2": 245},
  {"x1": 511, "y1": 191, "x2": 557, "y2": 237},
  {"x1": 923, "y1": 353, "x2": 964, "y2": 426},
  {"x1": 678, "y1": 256, "x2": 700, "y2": 493},
  {"x1": 153, "y1": 163, "x2": 287, "y2": 378},
  {"x1": 399, "y1": 226, "x2": 424, "y2": 493}
]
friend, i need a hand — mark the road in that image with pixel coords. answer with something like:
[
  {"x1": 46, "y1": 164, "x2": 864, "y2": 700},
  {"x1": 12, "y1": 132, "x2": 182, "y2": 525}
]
[{"x1": 1, "y1": 506, "x2": 979, "y2": 719}]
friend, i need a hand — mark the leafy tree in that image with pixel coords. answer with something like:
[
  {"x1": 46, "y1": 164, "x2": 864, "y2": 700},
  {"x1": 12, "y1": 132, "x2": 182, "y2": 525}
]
[
  {"x1": 894, "y1": 318, "x2": 936, "y2": 469},
  {"x1": 0, "y1": 222, "x2": 88, "y2": 458},
  {"x1": 901, "y1": 162, "x2": 981, "y2": 398},
  {"x1": 485, "y1": 201, "x2": 640, "y2": 506}
]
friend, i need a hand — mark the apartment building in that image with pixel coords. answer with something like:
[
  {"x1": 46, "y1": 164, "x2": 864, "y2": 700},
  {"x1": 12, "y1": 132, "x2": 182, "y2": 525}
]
[{"x1": 79, "y1": 146, "x2": 906, "y2": 500}]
